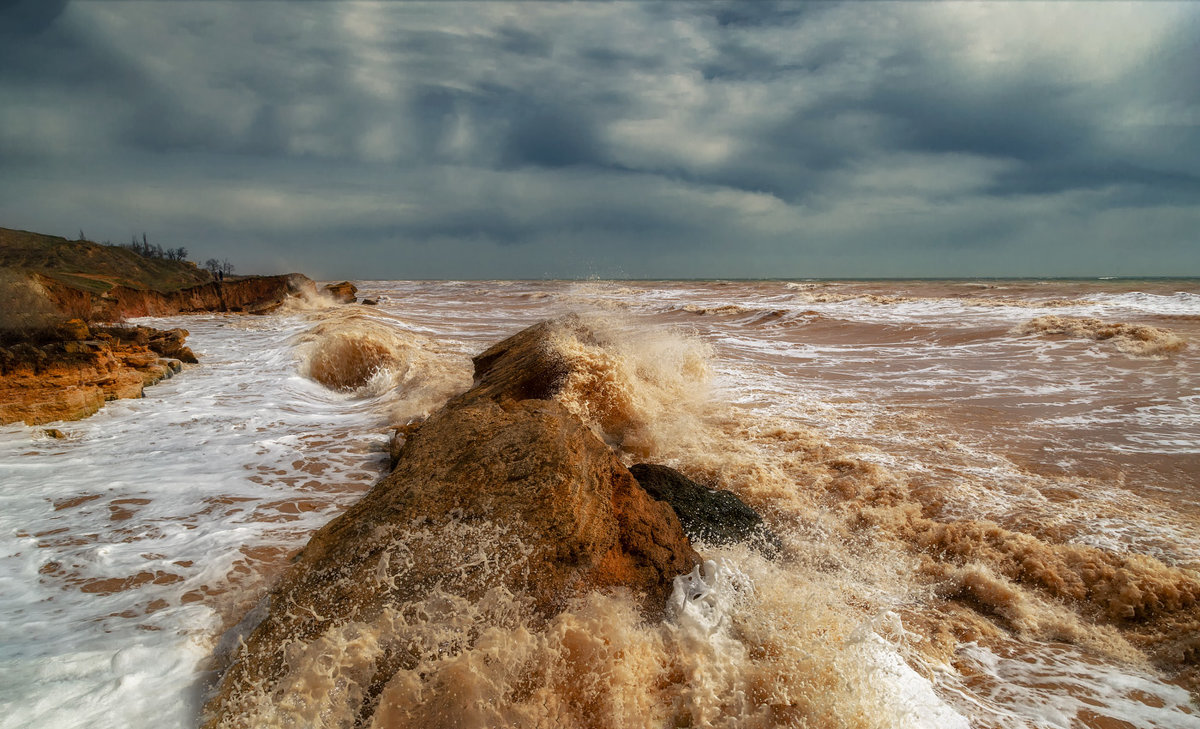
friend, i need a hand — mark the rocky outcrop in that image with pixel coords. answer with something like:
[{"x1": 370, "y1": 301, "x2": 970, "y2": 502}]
[
  {"x1": 0, "y1": 321, "x2": 193, "y2": 425},
  {"x1": 630, "y1": 463, "x2": 783, "y2": 557},
  {"x1": 322, "y1": 280, "x2": 357, "y2": 303},
  {"x1": 204, "y1": 318, "x2": 700, "y2": 727},
  {"x1": 34, "y1": 272, "x2": 317, "y2": 321},
  {"x1": 455, "y1": 316, "x2": 579, "y2": 405}
]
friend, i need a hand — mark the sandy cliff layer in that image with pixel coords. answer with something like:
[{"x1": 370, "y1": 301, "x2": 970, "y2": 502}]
[
  {"x1": 0, "y1": 321, "x2": 196, "y2": 425},
  {"x1": 34, "y1": 272, "x2": 317, "y2": 320},
  {"x1": 203, "y1": 318, "x2": 701, "y2": 727}
]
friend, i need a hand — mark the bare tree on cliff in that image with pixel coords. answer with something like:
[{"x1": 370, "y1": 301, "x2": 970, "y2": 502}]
[
  {"x1": 124, "y1": 232, "x2": 170, "y2": 260},
  {"x1": 221, "y1": 259, "x2": 235, "y2": 276},
  {"x1": 204, "y1": 259, "x2": 221, "y2": 275}
]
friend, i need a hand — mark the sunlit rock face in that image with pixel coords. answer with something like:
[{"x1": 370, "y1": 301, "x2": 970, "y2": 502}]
[
  {"x1": 36, "y1": 272, "x2": 318, "y2": 319},
  {"x1": 0, "y1": 322, "x2": 194, "y2": 425}
]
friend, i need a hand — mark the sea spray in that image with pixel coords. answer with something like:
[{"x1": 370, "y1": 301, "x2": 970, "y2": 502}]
[
  {"x1": 522, "y1": 297, "x2": 1200, "y2": 721},
  {"x1": 546, "y1": 313, "x2": 713, "y2": 456},
  {"x1": 665, "y1": 560, "x2": 754, "y2": 725}
]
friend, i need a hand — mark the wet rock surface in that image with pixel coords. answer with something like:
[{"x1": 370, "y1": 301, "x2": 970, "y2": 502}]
[
  {"x1": 204, "y1": 318, "x2": 700, "y2": 727},
  {"x1": 630, "y1": 463, "x2": 784, "y2": 557}
]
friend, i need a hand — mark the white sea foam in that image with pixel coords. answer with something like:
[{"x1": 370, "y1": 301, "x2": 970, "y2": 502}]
[
  {"x1": 668, "y1": 560, "x2": 973, "y2": 729},
  {"x1": 941, "y1": 641, "x2": 1200, "y2": 729},
  {"x1": 844, "y1": 627, "x2": 972, "y2": 729},
  {"x1": 1094, "y1": 291, "x2": 1200, "y2": 317}
]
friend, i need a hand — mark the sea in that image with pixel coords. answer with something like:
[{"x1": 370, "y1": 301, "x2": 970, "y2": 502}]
[{"x1": 1, "y1": 279, "x2": 1198, "y2": 728}]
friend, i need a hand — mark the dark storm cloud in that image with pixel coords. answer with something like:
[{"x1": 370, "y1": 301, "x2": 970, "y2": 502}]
[
  {"x1": 870, "y1": 74, "x2": 1090, "y2": 162},
  {"x1": 500, "y1": 105, "x2": 606, "y2": 168},
  {"x1": 0, "y1": 0, "x2": 69, "y2": 36},
  {"x1": 0, "y1": 1, "x2": 1196, "y2": 277}
]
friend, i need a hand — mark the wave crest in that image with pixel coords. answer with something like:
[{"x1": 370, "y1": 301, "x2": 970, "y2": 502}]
[
  {"x1": 295, "y1": 313, "x2": 471, "y2": 421},
  {"x1": 543, "y1": 314, "x2": 712, "y2": 457},
  {"x1": 1017, "y1": 315, "x2": 1187, "y2": 356}
]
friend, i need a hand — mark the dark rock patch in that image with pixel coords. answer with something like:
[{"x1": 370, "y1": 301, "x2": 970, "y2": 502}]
[{"x1": 630, "y1": 462, "x2": 783, "y2": 557}]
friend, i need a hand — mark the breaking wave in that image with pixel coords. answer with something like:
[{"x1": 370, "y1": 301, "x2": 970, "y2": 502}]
[
  {"x1": 294, "y1": 312, "x2": 471, "y2": 422},
  {"x1": 788, "y1": 291, "x2": 1094, "y2": 309},
  {"x1": 209, "y1": 542, "x2": 953, "y2": 729},
  {"x1": 544, "y1": 314, "x2": 713, "y2": 457},
  {"x1": 1017, "y1": 315, "x2": 1187, "y2": 357}
]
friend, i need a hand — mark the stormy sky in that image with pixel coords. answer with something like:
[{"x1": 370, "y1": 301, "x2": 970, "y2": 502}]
[{"x1": 1, "y1": 1, "x2": 1197, "y2": 279}]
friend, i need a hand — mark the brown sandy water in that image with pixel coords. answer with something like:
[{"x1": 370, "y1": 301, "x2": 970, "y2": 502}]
[{"x1": 3, "y1": 279, "x2": 1197, "y2": 728}]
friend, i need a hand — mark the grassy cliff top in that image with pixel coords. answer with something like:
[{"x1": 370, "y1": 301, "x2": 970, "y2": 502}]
[{"x1": 0, "y1": 227, "x2": 212, "y2": 293}]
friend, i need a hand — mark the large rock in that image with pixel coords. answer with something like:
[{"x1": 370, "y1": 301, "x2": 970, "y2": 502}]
[
  {"x1": 0, "y1": 324, "x2": 196, "y2": 425},
  {"x1": 204, "y1": 318, "x2": 700, "y2": 727},
  {"x1": 456, "y1": 315, "x2": 587, "y2": 405},
  {"x1": 630, "y1": 463, "x2": 783, "y2": 557},
  {"x1": 57, "y1": 318, "x2": 90, "y2": 341},
  {"x1": 322, "y1": 280, "x2": 358, "y2": 304}
]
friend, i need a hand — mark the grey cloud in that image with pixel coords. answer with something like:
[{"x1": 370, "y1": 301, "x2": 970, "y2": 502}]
[
  {"x1": 0, "y1": 0, "x2": 69, "y2": 36},
  {"x1": 0, "y1": 1, "x2": 1196, "y2": 277},
  {"x1": 495, "y1": 24, "x2": 554, "y2": 58},
  {"x1": 500, "y1": 105, "x2": 606, "y2": 169}
]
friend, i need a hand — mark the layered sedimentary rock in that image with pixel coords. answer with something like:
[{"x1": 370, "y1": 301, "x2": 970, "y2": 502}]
[
  {"x1": 35, "y1": 272, "x2": 317, "y2": 320},
  {"x1": 0, "y1": 320, "x2": 194, "y2": 425},
  {"x1": 204, "y1": 318, "x2": 700, "y2": 727}
]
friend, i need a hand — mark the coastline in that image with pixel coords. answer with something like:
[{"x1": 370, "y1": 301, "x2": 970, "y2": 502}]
[{"x1": 0, "y1": 226, "x2": 321, "y2": 424}]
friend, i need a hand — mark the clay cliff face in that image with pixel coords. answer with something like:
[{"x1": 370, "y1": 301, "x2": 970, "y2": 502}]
[
  {"x1": 35, "y1": 272, "x2": 317, "y2": 320},
  {"x1": 203, "y1": 318, "x2": 700, "y2": 727},
  {"x1": 0, "y1": 321, "x2": 195, "y2": 425}
]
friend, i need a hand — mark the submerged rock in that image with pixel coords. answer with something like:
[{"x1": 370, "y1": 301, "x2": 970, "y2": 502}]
[
  {"x1": 323, "y1": 280, "x2": 358, "y2": 303},
  {"x1": 630, "y1": 463, "x2": 783, "y2": 557},
  {"x1": 204, "y1": 318, "x2": 699, "y2": 727}
]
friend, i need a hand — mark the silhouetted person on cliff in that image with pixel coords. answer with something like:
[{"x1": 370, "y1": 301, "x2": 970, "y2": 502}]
[{"x1": 218, "y1": 270, "x2": 224, "y2": 282}]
